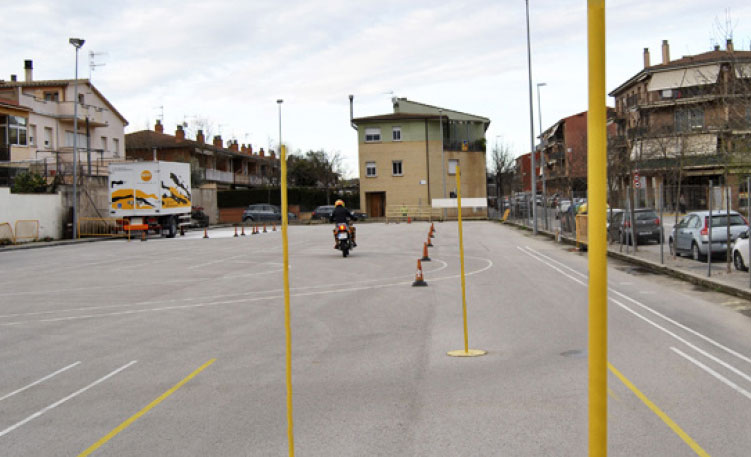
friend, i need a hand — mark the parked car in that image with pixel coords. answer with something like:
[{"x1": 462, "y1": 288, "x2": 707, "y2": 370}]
[
  {"x1": 555, "y1": 200, "x2": 571, "y2": 219},
  {"x1": 608, "y1": 208, "x2": 662, "y2": 244},
  {"x1": 668, "y1": 210, "x2": 748, "y2": 260},
  {"x1": 732, "y1": 229, "x2": 750, "y2": 271},
  {"x1": 242, "y1": 204, "x2": 296, "y2": 222},
  {"x1": 312, "y1": 205, "x2": 335, "y2": 221},
  {"x1": 606, "y1": 209, "x2": 624, "y2": 241}
]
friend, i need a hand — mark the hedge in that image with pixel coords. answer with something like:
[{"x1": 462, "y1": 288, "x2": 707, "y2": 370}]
[{"x1": 218, "y1": 187, "x2": 360, "y2": 211}]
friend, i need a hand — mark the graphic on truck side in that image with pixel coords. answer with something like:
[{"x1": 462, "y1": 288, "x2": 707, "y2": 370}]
[
  {"x1": 111, "y1": 189, "x2": 159, "y2": 210},
  {"x1": 161, "y1": 173, "x2": 191, "y2": 208}
]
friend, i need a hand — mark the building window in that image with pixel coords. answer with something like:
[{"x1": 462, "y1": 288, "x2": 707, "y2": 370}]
[
  {"x1": 392, "y1": 127, "x2": 402, "y2": 141},
  {"x1": 448, "y1": 159, "x2": 458, "y2": 175},
  {"x1": 392, "y1": 160, "x2": 403, "y2": 176},
  {"x1": 365, "y1": 128, "x2": 381, "y2": 142},
  {"x1": 78, "y1": 94, "x2": 85, "y2": 105},
  {"x1": 43, "y1": 91, "x2": 59, "y2": 102},
  {"x1": 65, "y1": 131, "x2": 87, "y2": 148},
  {"x1": 0, "y1": 115, "x2": 28, "y2": 146},
  {"x1": 29, "y1": 125, "x2": 36, "y2": 146},
  {"x1": 675, "y1": 108, "x2": 704, "y2": 132},
  {"x1": 44, "y1": 127, "x2": 53, "y2": 149},
  {"x1": 101, "y1": 136, "x2": 108, "y2": 152},
  {"x1": 113, "y1": 138, "x2": 120, "y2": 157},
  {"x1": 366, "y1": 161, "x2": 377, "y2": 177}
]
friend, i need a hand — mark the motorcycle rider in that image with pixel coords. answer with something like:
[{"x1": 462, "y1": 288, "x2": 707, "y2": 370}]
[{"x1": 329, "y1": 199, "x2": 357, "y2": 248}]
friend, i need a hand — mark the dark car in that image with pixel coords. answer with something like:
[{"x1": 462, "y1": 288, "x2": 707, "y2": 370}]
[
  {"x1": 312, "y1": 205, "x2": 335, "y2": 221},
  {"x1": 242, "y1": 204, "x2": 296, "y2": 222},
  {"x1": 190, "y1": 206, "x2": 210, "y2": 228},
  {"x1": 608, "y1": 208, "x2": 663, "y2": 244}
]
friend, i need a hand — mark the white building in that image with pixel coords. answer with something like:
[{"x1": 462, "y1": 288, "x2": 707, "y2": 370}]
[{"x1": 0, "y1": 60, "x2": 128, "y2": 177}]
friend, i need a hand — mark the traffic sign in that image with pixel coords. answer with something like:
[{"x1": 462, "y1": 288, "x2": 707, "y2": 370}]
[{"x1": 633, "y1": 170, "x2": 640, "y2": 188}]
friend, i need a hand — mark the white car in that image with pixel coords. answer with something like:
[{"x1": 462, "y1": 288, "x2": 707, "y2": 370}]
[{"x1": 732, "y1": 229, "x2": 750, "y2": 271}]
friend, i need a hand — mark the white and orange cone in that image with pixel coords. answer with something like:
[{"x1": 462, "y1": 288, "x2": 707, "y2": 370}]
[{"x1": 412, "y1": 259, "x2": 427, "y2": 287}]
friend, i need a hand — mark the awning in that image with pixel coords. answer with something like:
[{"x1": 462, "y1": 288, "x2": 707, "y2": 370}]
[{"x1": 647, "y1": 64, "x2": 720, "y2": 91}]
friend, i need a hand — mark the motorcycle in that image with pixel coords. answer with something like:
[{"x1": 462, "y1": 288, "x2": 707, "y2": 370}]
[{"x1": 334, "y1": 222, "x2": 354, "y2": 257}]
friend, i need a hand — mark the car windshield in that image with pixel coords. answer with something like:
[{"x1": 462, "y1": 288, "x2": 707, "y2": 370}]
[
  {"x1": 709, "y1": 215, "x2": 746, "y2": 226},
  {"x1": 635, "y1": 211, "x2": 658, "y2": 221}
]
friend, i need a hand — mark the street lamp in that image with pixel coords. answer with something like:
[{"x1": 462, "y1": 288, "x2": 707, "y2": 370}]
[
  {"x1": 537, "y1": 82, "x2": 548, "y2": 230},
  {"x1": 277, "y1": 99, "x2": 283, "y2": 152},
  {"x1": 69, "y1": 37, "x2": 85, "y2": 240},
  {"x1": 525, "y1": 0, "x2": 538, "y2": 234}
]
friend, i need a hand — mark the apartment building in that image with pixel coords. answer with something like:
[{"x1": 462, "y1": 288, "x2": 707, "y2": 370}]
[
  {"x1": 125, "y1": 121, "x2": 279, "y2": 190},
  {"x1": 352, "y1": 98, "x2": 489, "y2": 218},
  {"x1": 0, "y1": 60, "x2": 128, "y2": 178}
]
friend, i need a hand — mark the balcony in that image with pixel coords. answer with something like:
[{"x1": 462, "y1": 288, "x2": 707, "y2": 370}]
[
  {"x1": 204, "y1": 168, "x2": 234, "y2": 184},
  {"x1": 233, "y1": 174, "x2": 265, "y2": 186},
  {"x1": 443, "y1": 139, "x2": 486, "y2": 152},
  {"x1": 56, "y1": 102, "x2": 108, "y2": 127}
]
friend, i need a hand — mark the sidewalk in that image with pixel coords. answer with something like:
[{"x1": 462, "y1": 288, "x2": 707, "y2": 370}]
[{"x1": 505, "y1": 219, "x2": 751, "y2": 304}]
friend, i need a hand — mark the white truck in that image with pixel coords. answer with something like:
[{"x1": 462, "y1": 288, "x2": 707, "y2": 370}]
[{"x1": 109, "y1": 161, "x2": 192, "y2": 238}]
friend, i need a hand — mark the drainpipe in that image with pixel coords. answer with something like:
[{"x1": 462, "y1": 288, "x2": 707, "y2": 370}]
[
  {"x1": 349, "y1": 95, "x2": 357, "y2": 131},
  {"x1": 425, "y1": 118, "x2": 432, "y2": 218}
]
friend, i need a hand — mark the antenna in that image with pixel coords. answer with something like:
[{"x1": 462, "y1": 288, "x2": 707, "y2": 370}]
[
  {"x1": 153, "y1": 105, "x2": 164, "y2": 122},
  {"x1": 88, "y1": 51, "x2": 107, "y2": 81}
]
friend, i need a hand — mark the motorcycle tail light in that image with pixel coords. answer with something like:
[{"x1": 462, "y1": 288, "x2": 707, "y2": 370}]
[{"x1": 339, "y1": 225, "x2": 346, "y2": 231}]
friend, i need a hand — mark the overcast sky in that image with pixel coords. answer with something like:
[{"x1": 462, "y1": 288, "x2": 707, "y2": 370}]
[{"x1": 3, "y1": 1, "x2": 751, "y2": 177}]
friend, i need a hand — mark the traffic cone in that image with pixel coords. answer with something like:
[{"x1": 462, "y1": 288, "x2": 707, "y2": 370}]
[
  {"x1": 141, "y1": 230, "x2": 147, "y2": 242},
  {"x1": 430, "y1": 222, "x2": 436, "y2": 233},
  {"x1": 407, "y1": 217, "x2": 411, "y2": 224},
  {"x1": 263, "y1": 223, "x2": 267, "y2": 233},
  {"x1": 180, "y1": 225, "x2": 185, "y2": 236},
  {"x1": 241, "y1": 225, "x2": 246, "y2": 236},
  {"x1": 273, "y1": 223, "x2": 276, "y2": 231},
  {"x1": 203, "y1": 227, "x2": 209, "y2": 239},
  {"x1": 252, "y1": 225, "x2": 258, "y2": 235},
  {"x1": 412, "y1": 259, "x2": 427, "y2": 287},
  {"x1": 427, "y1": 235, "x2": 433, "y2": 247},
  {"x1": 234, "y1": 226, "x2": 239, "y2": 237},
  {"x1": 421, "y1": 242, "x2": 431, "y2": 261}
]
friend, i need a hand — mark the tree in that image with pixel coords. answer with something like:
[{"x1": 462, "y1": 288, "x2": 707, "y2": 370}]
[
  {"x1": 11, "y1": 172, "x2": 47, "y2": 193},
  {"x1": 489, "y1": 139, "x2": 515, "y2": 207},
  {"x1": 287, "y1": 149, "x2": 343, "y2": 204}
]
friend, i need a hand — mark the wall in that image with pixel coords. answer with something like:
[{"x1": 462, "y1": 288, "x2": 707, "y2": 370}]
[
  {"x1": 192, "y1": 183, "x2": 218, "y2": 224},
  {"x1": 0, "y1": 187, "x2": 65, "y2": 239}
]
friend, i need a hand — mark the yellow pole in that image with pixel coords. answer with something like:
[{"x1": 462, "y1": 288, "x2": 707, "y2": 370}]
[
  {"x1": 456, "y1": 166, "x2": 469, "y2": 353},
  {"x1": 280, "y1": 144, "x2": 295, "y2": 457},
  {"x1": 588, "y1": 1, "x2": 607, "y2": 456}
]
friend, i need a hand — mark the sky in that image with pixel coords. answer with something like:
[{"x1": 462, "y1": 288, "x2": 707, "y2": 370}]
[{"x1": 3, "y1": 1, "x2": 751, "y2": 178}]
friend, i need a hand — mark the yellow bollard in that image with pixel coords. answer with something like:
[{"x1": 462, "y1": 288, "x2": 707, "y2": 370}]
[
  {"x1": 588, "y1": 1, "x2": 608, "y2": 455},
  {"x1": 280, "y1": 144, "x2": 295, "y2": 456},
  {"x1": 447, "y1": 166, "x2": 486, "y2": 358}
]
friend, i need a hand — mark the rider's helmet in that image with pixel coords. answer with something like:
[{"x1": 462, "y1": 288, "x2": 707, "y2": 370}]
[{"x1": 335, "y1": 199, "x2": 344, "y2": 207}]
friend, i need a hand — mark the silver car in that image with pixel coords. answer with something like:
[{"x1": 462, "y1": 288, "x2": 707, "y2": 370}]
[{"x1": 668, "y1": 210, "x2": 748, "y2": 260}]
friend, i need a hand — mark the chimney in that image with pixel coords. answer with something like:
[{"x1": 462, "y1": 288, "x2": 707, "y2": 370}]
[
  {"x1": 10, "y1": 74, "x2": 17, "y2": 82},
  {"x1": 155, "y1": 119, "x2": 164, "y2": 133},
  {"x1": 24, "y1": 60, "x2": 33, "y2": 82},
  {"x1": 229, "y1": 140, "x2": 239, "y2": 152},
  {"x1": 196, "y1": 129, "x2": 205, "y2": 144},
  {"x1": 175, "y1": 125, "x2": 185, "y2": 141},
  {"x1": 643, "y1": 48, "x2": 650, "y2": 68},
  {"x1": 714, "y1": 45, "x2": 721, "y2": 51},
  {"x1": 661, "y1": 39, "x2": 670, "y2": 64},
  {"x1": 259, "y1": 147, "x2": 265, "y2": 158},
  {"x1": 247, "y1": 144, "x2": 253, "y2": 155},
  {"x1": 727, "y1": 38, "x2": 734, "y2": 52},
  {"x1": 213, "y1": 135, "x2": 223, "y2": 148},
  {"x1": 270, "y1": 151, "x2": 276, "y2": 160}
]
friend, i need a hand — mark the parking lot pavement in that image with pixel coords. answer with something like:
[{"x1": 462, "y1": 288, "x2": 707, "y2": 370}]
[{"x1": 1, "y1": 221, "x2": 750, "y2": 455}]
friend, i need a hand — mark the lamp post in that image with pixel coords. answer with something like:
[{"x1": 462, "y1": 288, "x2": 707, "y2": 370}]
[
  {"x1": 277, "y1": 99, "x2": 283, "y2": 153},
  {"x1": 525, "y1": 0, "x2": 537, "y2": 234},
  {"x1": 537, "y1": 82, "x2": 548, "y2": 230},
  {"x1": 69, "y1": 37, "x2": 85, "y2": 240}
]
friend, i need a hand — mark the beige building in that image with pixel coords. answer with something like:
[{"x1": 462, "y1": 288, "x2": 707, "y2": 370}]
[{"x1": 352, "y1": 98, "x2": 489, "y2": 218}]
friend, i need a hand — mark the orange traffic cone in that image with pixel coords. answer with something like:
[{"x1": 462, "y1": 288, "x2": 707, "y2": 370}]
[
  {"x1": 430, "y1": 222, "x2": 436, "y2": 233},
  {"x1": 273, "y1": 223, "x2": 276, "y2": 231},
  {"x1": 141, "y1": 230, "x2": 147, "y2": 242},
  {"x1": 234, "y1": 226, "x2": 239, "y2": 237},
  {"x1": 421, "y1": 242, "x2": 431, "y2": 261},
  {"x1": 180, "y1": 225, "x2": 185, "y2": 236},
  {"x1": 241, "y1": 225, "x2": 246, "y2": 236},
  {"x1": 263, "y1": 223, "x2": 267, "y2": 233},
  {"x1": 252, "y1": 225, "x2": 258, "y2": 235},
  {"x1": 427, "y1": 234, "x2": 433, "y2": 247},
  {"x1": 203, "y1": 227, "x2": 209, "y2": 238},
  {"x1": 412, "y1": 259, "x2": 427, "y2": 287},
  {"x1": 407, "y1": 217, "x2": 411, "y2": 224}
]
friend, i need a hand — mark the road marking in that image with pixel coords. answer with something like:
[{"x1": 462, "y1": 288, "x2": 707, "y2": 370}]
[
  {"x1": 0, "y1": 361, "x2": 136, "y2": 439},
  {"x1": 671, "y1": 347, "x2": 751, "y2": 401},
  {"x1": 0, "y1": 362, "x2": 81, "y2": 402},
  {"x1": 77, "y1": 359, "x2": 215, "y2": 457},
  {"x1": 521, "y1": 246, "x2": 751, "y2": 367},
  {"x1": 1, "y1": 257, "x2": 492, "y2": 326},
  {"x1": 608, "y1": 362, "x2": 711, "y2": 457}
]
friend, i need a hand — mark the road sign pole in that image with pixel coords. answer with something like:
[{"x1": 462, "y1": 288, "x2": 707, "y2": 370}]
[{"x1": 587, "y1": 1, "x2": 607, "y2": 456}]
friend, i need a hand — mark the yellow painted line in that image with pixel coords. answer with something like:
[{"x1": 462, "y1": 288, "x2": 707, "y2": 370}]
[
  {"x1": 607, "y1": 387, "x2": 620, "y2": 402},
  {"x1": 608, "y1": 362, "x2": 711, "y2": 457},
  {"x1": 77, "y1": 358, "x2": 216, "y2": 457}
]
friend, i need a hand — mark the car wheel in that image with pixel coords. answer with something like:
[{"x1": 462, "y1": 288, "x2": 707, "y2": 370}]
[
  {"x1": 734, "y1": 252, "x2": 747, "y2": 271},
  {"x1": 692, "y1": 242, "x2": 704, "y2": 261}
]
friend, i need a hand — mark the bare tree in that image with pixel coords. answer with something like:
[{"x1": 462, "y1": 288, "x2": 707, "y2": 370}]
[{"x1": 489, "y1": 138, "x2": 515, "y2": 207}]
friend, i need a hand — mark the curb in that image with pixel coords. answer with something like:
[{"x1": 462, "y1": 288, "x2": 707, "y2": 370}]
[{"x1": 502, "y1": 219, "x2": 751, "y2": 301}]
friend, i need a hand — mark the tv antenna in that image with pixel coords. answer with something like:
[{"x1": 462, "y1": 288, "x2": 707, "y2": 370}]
[{"x1": 88, "y1": 51, "x2": 107, "y2": 80}]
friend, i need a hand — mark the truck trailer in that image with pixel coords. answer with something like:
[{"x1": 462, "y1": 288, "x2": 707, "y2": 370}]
[{"x1": 109, "y1": 161, "x2": 192, "y2": 238}]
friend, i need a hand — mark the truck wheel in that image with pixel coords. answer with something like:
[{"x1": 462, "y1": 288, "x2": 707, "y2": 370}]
[{"x1": 166, "y1": 216, "x2": 177, "y2": 238}]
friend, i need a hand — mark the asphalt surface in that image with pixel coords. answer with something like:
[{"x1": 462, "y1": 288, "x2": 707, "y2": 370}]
[{"x1": 1, "y1": 222, "x2": 750, "y2": 456}]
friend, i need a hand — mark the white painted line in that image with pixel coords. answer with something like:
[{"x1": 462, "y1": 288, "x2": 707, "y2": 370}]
[
  {"x1": 522, "y1": 246, "x2": 751, "y2": 367},
  {"x1": 0, "y1": 361, "x2": 136, "y2": 438},
  {"x1": 518, "y1": 246, "x2": 751, "y2": 385},
  {"x1": 671, "y1": 347, "x2": 751, "y2": 401},
  {"x1": 0, "y1": 362, "x2": 81, "y2": 403}
]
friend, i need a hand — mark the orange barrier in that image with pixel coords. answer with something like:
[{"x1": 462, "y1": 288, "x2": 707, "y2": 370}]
[
  {"x1": 421, "y1": 242, "x2": 431, "y2": 261},
  {"x1": 412, "y1": 259, "x2": 427, "y2": 286}
]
